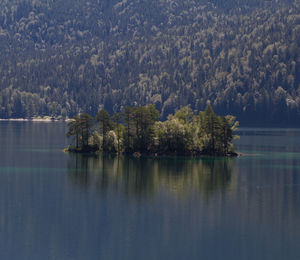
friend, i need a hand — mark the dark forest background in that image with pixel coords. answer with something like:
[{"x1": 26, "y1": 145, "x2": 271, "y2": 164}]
[{"x1": 0, "y1": 0, "x2": 299, "y2": 125}]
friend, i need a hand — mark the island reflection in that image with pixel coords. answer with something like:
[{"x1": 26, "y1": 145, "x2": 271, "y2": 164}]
[{"x1": 67, "y1": 154, "x2": 236, "y2": 198}]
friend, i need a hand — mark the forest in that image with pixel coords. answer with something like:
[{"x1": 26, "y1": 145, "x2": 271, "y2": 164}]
[
  {"x1": 65, "y1": 104, "x2": 239, "y2": 156},
  {"x1": 0, "y1": 0, "x2": 299, "y2": 125}
]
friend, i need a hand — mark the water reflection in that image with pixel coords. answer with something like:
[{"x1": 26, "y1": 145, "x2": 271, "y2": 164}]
[
  {"x1": 2, "y1": 122, "x2": 300, "y2": 259},
  {"x1": 67, "y1": 154, "x2": 235, "y2": 198}
]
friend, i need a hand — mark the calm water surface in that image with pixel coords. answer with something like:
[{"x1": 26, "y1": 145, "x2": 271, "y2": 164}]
[{"x1": 0, "y1": 122, "x2": 300, "y2": 260}]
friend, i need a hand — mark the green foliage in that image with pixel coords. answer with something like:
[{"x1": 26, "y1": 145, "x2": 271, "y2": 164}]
[
  {"x1": 66, "y1": 113, "x2": 95, "y2": 152},
  {"x1": 122, "y1": 106, "x2": 134, "y2": 153},
  {"x1": 174, "y1": 106, "x2": 194, "y2": 125},
  {"x1": 66, "y1": 105, "x2": 239, "y2": 156},
  {"x1": 0, "y1": 0, "x2": 298, "y2": 125},
  {"x1": 96, "y1": 109, "x2": 112, "y2": 151},
  {"x1": 66, "y1": 115, "x2": 81, "y2": 148},
  {"x1": 112, "y1": 112, "x2": 122, "y2": 153},
  {"x1": 131, "y1": 104, "x2": 159, "y2": 153},
  {"x1": 155, "y1": 116, "x2": 192, "y2": 155}
]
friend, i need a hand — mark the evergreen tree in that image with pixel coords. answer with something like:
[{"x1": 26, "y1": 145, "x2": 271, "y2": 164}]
[
  {"x1": 66, "y1": 105, "x2": 239, "y2": 156},
  {"x1": 66, "y1": 115, "x2": 81, "y2": 149},
  {"x1": 112, "y1": 112, "x2": 122, "y2": 153},
  {"x1": 78, "y1": 113, "x2": 94, "y2": 148},
  {"x1": 203, "y1": 104, "x2": 218, "y2": 155},
  {"x1": 66, "y1": 113, "x2": 94, "y2": 151},
  {"x1": 131, "y1": 105, "x2": 159, "y2": 153},
  {"x1": 122, "y1": 106, "x2": 133, "y2": 153},
  {"x1": 96, "y1": 109, "x2": 112, "y2": 152}
]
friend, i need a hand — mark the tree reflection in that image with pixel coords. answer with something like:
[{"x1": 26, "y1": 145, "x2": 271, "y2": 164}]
[
  {"x1": 67, "y1": 153, "x2": 97, "y2": 189},
  {"x1": 67, "y1": 154, "x2": 235, "y2": 198}
]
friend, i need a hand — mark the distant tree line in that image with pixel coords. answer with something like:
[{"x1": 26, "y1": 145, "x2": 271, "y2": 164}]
[
  {"x1": 66, "y1": 104, "x2": 239, "y2": 156},
  {"x1": 0, "y1": 0, "x2": 299, "y2": 125}
]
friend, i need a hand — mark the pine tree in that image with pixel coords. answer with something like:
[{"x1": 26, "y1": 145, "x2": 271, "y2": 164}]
[
  {"x1": 112, "y1": 112, "x2": 122, "y2": 153},
  {"x1": 122, "y1": 106, "x2": 133, "y2": 153},
  {"x1": 96, "y1": 109, "x2": 112, "y2": 152}
]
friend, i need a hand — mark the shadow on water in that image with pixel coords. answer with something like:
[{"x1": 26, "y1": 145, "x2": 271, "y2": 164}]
[{"x1": 67, "y1": 154, "x2": 236, "y2": 199}]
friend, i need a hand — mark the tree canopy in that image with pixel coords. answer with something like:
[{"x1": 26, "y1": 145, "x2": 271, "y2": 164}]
[
  {"x1": 66, "y1": 105, "x2": 239, "y2": 156},
  {"x1": 0, "y1": 0, "x2": 299, "y2": 125}
]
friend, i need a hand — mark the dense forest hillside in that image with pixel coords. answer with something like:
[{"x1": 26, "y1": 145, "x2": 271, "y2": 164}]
[{"x1": 0, "y1": 0, "x2": 299, "y2": 125}]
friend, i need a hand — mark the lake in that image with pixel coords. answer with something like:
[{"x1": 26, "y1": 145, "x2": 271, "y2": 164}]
[{"x1": 0, "y1": 121, "x2": 300, "y2": 260}]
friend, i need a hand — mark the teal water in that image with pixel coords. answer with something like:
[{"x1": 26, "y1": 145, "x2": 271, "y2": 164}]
[{"x1": 0, "y1": 122, "x2": 300, "y2": 260}]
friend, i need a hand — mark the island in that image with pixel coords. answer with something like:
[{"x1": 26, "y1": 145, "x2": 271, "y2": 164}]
[{"x1": 65, "y1": 104, "x2": 239, "y2": 157}]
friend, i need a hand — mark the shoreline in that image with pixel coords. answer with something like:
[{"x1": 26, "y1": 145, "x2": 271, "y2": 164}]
[
  {"x1": 65, "y1": 146, "x2": 242, "y2": 158},
  {"x1": 0, "y1": 117, "x2": 72, "y2": 122}
]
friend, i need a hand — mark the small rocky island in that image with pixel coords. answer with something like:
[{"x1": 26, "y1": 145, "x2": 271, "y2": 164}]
[{"x1": 66, "y1": 104, "x2": 239, "y2": 157}]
